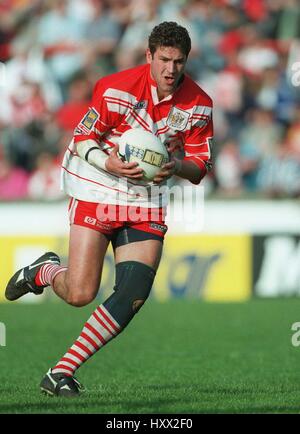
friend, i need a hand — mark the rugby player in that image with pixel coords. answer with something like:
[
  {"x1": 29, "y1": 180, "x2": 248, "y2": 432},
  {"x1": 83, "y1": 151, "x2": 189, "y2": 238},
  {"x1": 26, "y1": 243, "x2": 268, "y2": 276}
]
[{"x1": 5, "y1": 22, "x2": 213, "y2": 396}]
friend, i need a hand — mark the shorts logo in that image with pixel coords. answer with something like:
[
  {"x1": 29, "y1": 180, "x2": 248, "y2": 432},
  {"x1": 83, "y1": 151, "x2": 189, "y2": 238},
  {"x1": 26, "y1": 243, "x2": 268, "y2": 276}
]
[
  {"x1": 78, "y1": 108, "x2": 99, "y2": 134},
  {"x1": 84, "y1": 216, "x2": 97, "y2": 225},
  {"x1": 167, "y1": 107, "x2": 189, "y2": 131},
  {"x1": 149, "y1": 223, "x2": 167, "y2": 233}
]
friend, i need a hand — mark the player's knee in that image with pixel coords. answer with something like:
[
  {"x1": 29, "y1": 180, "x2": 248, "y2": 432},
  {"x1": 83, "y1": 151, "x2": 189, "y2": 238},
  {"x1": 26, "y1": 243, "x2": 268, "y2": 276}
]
[
  {"x1": 103, "y1": 261, "x2": 156, "y2": 327},
  {"x1": 66, "y1": 291, "x2": 94, "y2": 307},
  {"x1": 65, "y1": 283, "x2": 96, "y2": 307},
  {"x1": 132, "y1": 299, "x2": 145, "y2": 313},
  {"x1": 64, "y1": 278, "x2": 97, "y2": 307}
]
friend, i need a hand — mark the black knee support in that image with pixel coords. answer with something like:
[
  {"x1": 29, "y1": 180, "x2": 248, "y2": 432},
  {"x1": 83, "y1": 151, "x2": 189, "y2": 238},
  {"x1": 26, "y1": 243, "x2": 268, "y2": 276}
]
[{"x1": 103, "y1": 261, "x2": 156, "y2": 328}]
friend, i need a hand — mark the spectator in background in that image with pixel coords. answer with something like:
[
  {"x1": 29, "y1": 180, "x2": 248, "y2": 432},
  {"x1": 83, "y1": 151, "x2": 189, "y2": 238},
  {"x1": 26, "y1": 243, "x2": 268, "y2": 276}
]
[
  {"x1": 27, "y1": 151, "x2": 64, "y2": 201},
  {"x1": 273, "y1": 0, "x2": 300, "y2": 43},
  {"x1": 115, "y1": 0, "x2": 162, "y2": 70},
  {"x1": 237, "y1": 24, "x2": 279, "y2": 76},
  {"x1": 256, "y1": 67, "x2": 280, "y2": 111},
  {"x1": 0, "y1": 149, "x2": 29, "y2": 200},
  {"x1": 0, "y1": 38, "x2": 62, "y2": 126},
  {"x1": 36, "y1": 0, "x2": 86, "y2": 100},
  {"x1": 1, "y1": 0, "x2": 300, "y2": 201},
  {"x1": 285, "y1": 106, "x2": 300, "y2": 156},
  {"x1": 185, "y1": 0, "x2": 225, "y2": 76},
  {"x1": 215, "y1": 138, "x2": 243, "y2": 196},
  {"x1": 9, "y1": 81, "x2": 46, "y2": 128},
  {"x1": 83, "y1": 0, "x2": 122, "y2": 75},
  {"x1": 257, "y1": 145, "x2": 300, "y2": 198},
  {"x1": 0, "y1": 7, "x2": 16, "y2": 63},
  {"x1": 239, "y1": 108, "x2": 285, "y2": 190},
  {"x1": 108, "y1": 0, "x2": 132, "y2": 25},
  {"x1": 0, "y1": 0, "x2": 42, "y2": 62},
  {"x1": 55, "y1": 71, "x2": 92, "y2": 133},
  {"x1": 216, "y1": 4, "x2": 245, "y2": 61}
]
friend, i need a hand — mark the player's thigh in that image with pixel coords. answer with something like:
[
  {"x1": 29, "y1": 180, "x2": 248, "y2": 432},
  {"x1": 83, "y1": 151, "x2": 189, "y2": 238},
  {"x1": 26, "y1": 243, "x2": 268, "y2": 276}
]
[
  {"x1": 114, "y1": 239, "x2": 163, "y2": 271},
  {"x1": 66, "y1": 224, "x2": 110, "y2": 296}
]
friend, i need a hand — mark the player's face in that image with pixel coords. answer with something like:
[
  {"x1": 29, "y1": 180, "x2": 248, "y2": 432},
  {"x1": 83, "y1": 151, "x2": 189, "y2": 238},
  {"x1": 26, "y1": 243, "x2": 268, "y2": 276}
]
[{"x1": 146, "y1": 46, "x2": 187, "y2": 100}]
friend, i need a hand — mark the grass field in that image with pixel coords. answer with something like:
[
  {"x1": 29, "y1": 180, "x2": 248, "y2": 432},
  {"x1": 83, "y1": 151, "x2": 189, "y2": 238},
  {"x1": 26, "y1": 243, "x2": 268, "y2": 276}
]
[{"x1": 0, "y1": 297, "x2": 300, "y2": 414}]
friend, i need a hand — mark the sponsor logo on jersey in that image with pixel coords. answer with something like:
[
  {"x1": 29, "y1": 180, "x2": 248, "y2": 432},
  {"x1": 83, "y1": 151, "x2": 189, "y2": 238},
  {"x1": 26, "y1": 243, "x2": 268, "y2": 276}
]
[
  {"x1": 167, "y1": 107, "x2": 189, "y2": 131},
  {"x1": 134, "y1": 100, "x2": 148, "y2": 110}
]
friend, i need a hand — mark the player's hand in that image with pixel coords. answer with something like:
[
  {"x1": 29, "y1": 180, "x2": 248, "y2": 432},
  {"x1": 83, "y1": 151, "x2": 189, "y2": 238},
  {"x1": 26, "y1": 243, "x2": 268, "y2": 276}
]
[
  {"x1": 153, "y1": 158, "x2": 179, "y2": 184},
  {"x1": 105, "y1": 145, "x2": 144, "y2": 179},
  {"x1": 165, "y1": 134, "x2": 184, "y2": 154}
]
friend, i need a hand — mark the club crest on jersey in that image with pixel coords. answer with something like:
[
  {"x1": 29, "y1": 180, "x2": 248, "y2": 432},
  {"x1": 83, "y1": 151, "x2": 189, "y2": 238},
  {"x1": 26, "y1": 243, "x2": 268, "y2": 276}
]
[
  {"x1": 79, "y1": 108, "x2": 99, "y2": 133},
  {"x1": 167, "y1": 107, "x2": 189, "y2": 131}
]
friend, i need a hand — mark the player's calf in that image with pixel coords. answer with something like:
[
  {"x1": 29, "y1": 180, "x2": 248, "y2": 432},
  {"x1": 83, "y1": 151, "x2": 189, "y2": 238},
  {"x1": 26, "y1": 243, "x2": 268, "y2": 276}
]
[{"x1": 48, "y1": 261, "x2": 156, "y2": 383}]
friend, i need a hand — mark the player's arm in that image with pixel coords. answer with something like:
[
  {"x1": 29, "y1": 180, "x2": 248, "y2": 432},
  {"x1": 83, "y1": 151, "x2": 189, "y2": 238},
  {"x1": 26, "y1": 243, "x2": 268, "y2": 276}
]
[
  {"x1": 76, "y1": 139, "x2": 143, "y2": 179},
  {"x1": 154, "y1": 117, "x2": 213, "y2": 185},
  {"x1": 153, "y1": 157, "x2": 204, "y2": 185},
  {"x1": 73, "y1": 80, "x2": 143, "y2": 179}
]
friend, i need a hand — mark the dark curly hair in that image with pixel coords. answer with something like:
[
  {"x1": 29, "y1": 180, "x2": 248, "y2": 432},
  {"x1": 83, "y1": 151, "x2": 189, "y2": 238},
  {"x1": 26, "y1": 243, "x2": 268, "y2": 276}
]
[{"x1": 148, "y1": 21, "x2": 191, "y2": 58}]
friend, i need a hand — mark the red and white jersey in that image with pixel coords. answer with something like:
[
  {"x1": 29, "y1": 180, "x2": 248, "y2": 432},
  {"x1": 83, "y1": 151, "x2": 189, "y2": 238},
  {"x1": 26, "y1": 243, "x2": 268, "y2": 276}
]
[{"x1": 61, "y1": 63, "x2": 213, "y2": 207}]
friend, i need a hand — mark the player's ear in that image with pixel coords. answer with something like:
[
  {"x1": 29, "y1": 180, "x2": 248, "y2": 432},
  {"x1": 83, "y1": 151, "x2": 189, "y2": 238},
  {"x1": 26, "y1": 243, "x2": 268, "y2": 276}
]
[{"x1": 146, "y1": 48, "x2": 153, "y2": 64}]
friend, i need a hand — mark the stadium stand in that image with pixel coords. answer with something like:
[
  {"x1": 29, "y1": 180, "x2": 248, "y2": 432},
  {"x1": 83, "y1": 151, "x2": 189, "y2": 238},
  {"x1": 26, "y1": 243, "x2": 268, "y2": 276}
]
[{"x1": 0, "y1": 0, "x2": 300, "y2": 201}]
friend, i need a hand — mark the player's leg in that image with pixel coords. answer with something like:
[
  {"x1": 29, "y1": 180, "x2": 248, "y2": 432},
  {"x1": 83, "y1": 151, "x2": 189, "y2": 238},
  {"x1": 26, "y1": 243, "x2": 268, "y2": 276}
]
[
  {"x1": 102, "y1": 237, "x2": 163, "y2": 326},
  {"x1": 102, "y1": 218, "x2": 167, "y2": 326},
  {"x1": 42, "y1": 228, "x2": 164, "y2": 397},
  {"x1": 50, "y1": 225, "x2": 109, "y2": 306},
  {"x1": 5, "y1": 199, "x2": 110, "y2": 306},
  {"x1": 5, "y1": 224, "x2": 109, "y2": 306}
]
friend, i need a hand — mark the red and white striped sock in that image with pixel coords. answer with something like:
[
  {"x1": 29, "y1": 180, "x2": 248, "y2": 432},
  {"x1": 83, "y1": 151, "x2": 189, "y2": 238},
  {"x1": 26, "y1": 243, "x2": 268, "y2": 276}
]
[
  {"x1": 35, "y1": 264, "x2": 67, "y2": 287},
  {"x1": 51, "y1": 304, "x2": 121, "y2": 376}
]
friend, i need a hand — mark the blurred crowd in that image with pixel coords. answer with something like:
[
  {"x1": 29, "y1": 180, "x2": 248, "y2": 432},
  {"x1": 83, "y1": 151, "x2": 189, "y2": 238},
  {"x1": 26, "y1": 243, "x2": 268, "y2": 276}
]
[{"x1": 0, "y1": 0, "x2": 300, "y2": 201}]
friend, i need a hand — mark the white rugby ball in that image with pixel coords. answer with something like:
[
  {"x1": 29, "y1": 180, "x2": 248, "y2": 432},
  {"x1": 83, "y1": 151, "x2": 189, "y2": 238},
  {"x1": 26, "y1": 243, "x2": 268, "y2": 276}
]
[{"x1": 119, "y1": 128, "x2": 169, "y2": 181}]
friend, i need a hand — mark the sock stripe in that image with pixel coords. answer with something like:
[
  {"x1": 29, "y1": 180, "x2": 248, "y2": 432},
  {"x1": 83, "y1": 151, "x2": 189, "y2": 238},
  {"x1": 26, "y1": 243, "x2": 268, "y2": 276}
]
[
  {"x1": 68, "y1": 348, "x2": 85, "y2": 363},
  {"x1": 40, "y1": 265, "x2": 58, "y2": 285},
  {"x1": 84, "y1": 322, "x2": 107, "y2": 345},
  {"x1": 52, "y1": 304, "x2": 121, "y2": 377},
  {"x1": 97, "y1": 306, "x2": 121, "y2": 332},
  {"x1": 92, "y1": 311, "x2": 116, "y2": 337},
  {"x1": 51, "y1": 267, "x2": 67, "y2": 283},
  {"x1": 36, "y1": 263, "x2": 66, "y2": 287},
  {"x1": 74, "y1": 340, "x2": 93, "y2": 357},
  {"x1": 80, "y1": 332, "x2": 99, "y2": 351},
  {"x1": 60, "y1": 357, "x2": 79, "y2": 368},
  {"x1": 54, "y1": 364, "x2": 73, "y2": 374}
]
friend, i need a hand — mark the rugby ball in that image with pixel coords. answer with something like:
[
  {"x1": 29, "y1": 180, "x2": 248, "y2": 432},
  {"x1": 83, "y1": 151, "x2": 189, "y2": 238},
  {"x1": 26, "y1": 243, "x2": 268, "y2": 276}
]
[{"x1": 118, "y1": 128, "x2": 169, "y2": 181}]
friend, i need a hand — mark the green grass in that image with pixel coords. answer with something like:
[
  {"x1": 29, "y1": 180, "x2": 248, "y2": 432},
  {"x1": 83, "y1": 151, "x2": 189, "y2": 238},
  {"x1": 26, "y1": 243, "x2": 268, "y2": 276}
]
[{"x1": 0, "y1": 298, "x2": 300, "y2": 414}]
